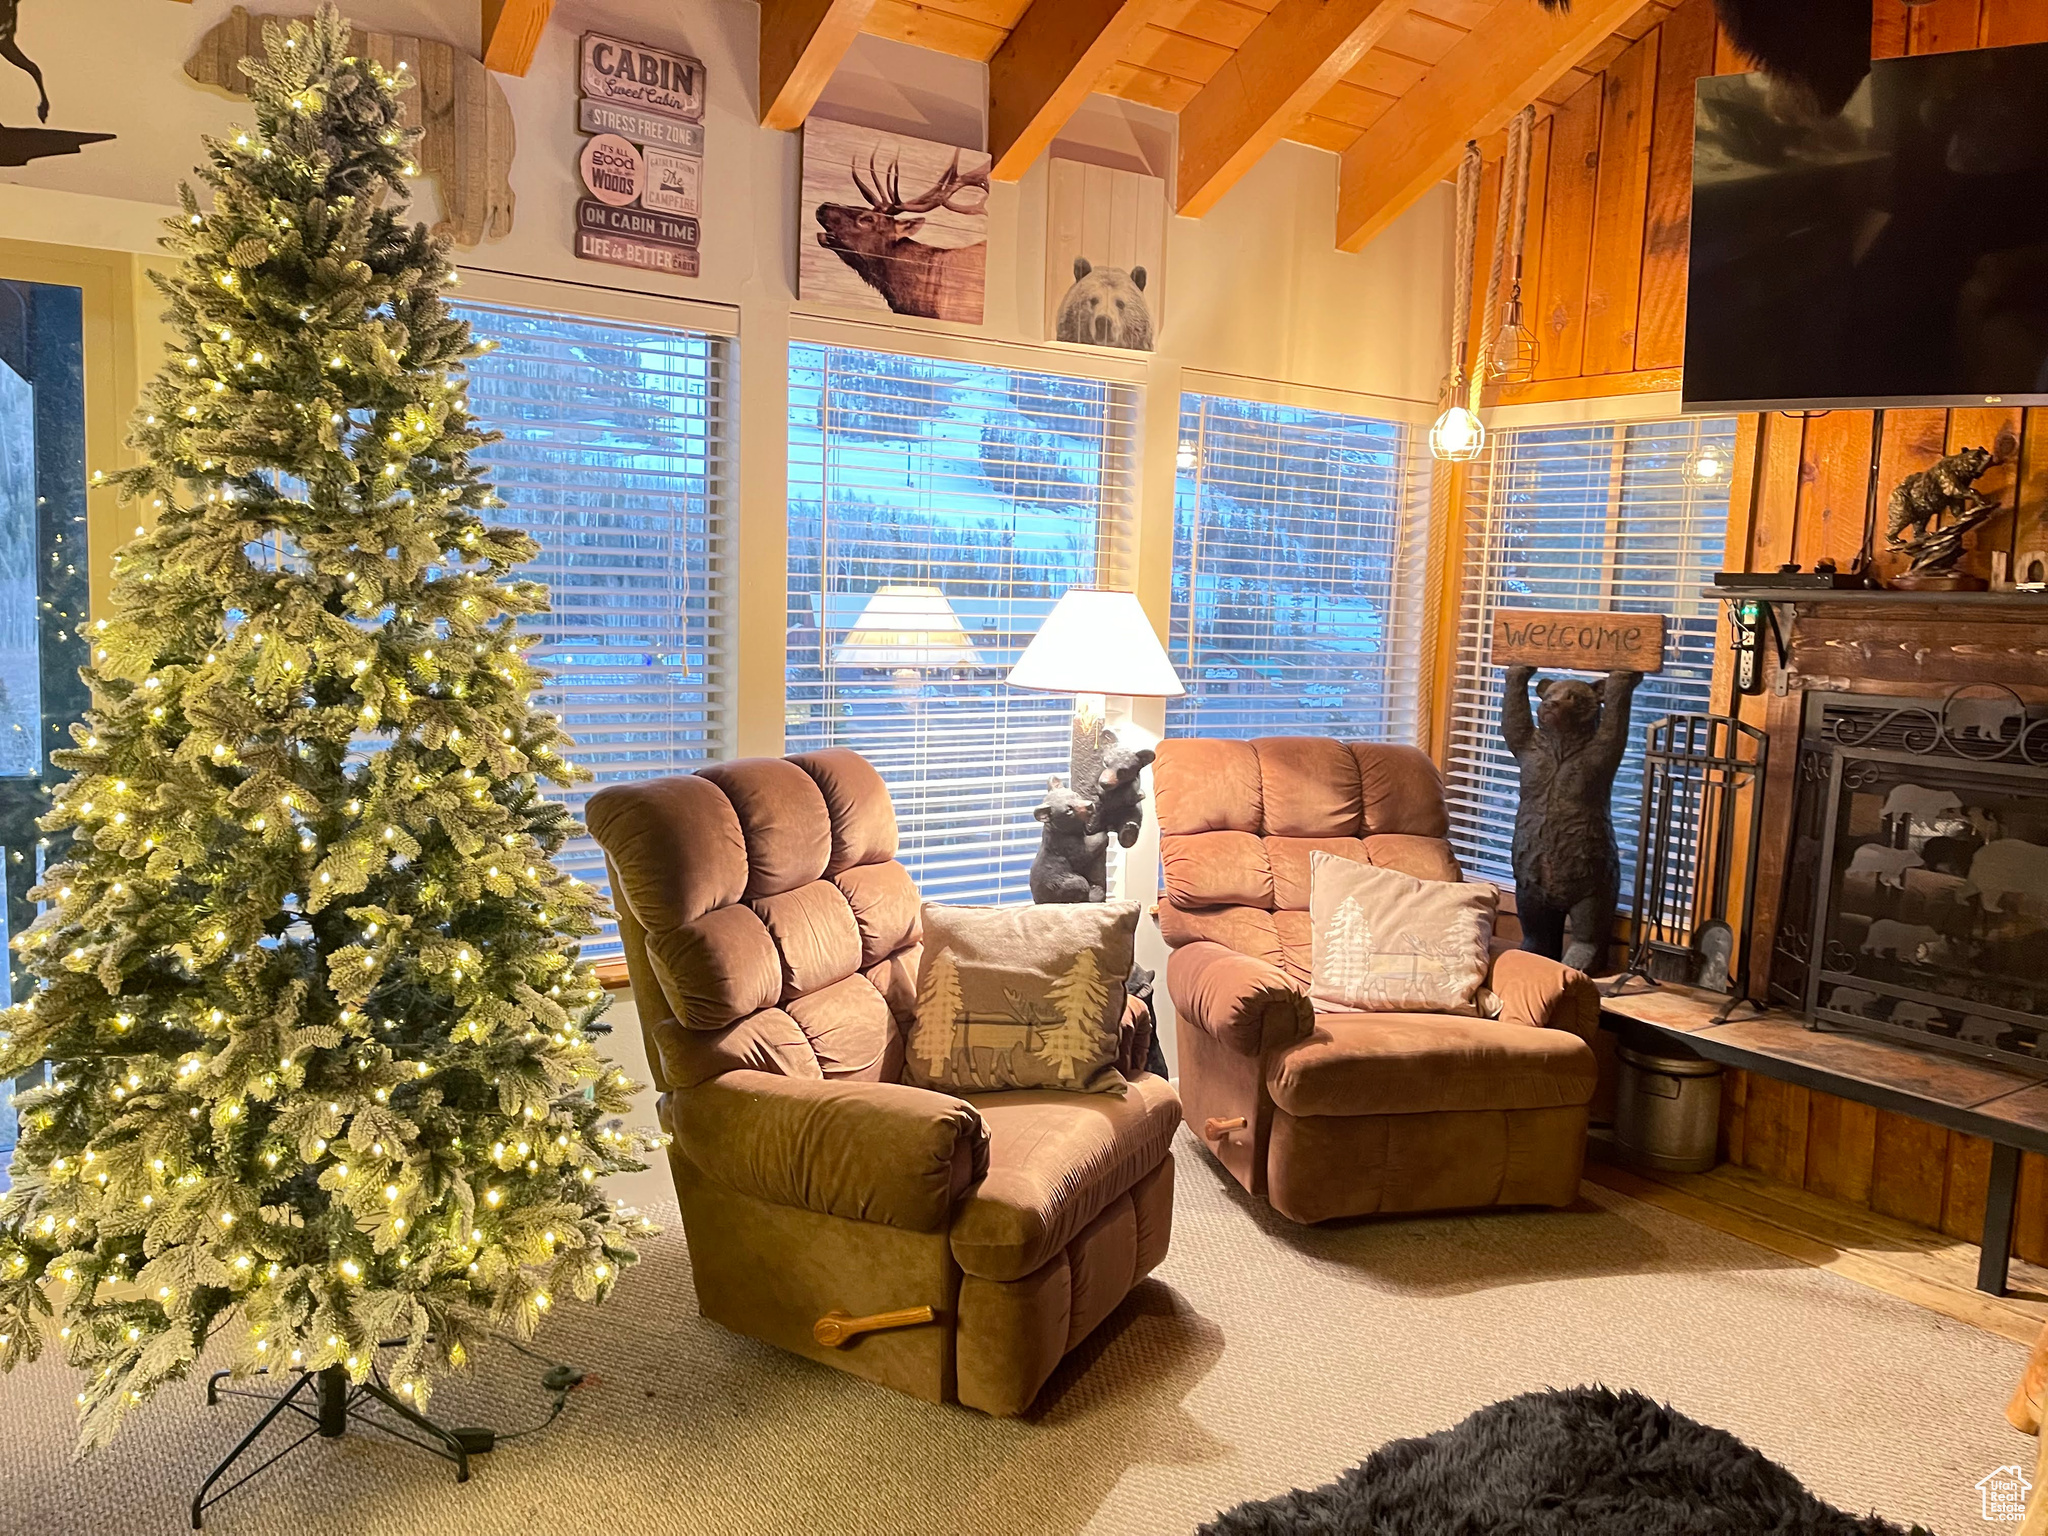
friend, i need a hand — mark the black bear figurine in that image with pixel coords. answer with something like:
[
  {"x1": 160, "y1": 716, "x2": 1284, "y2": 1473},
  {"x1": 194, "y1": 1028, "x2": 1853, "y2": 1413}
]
[
  {"x1": 1091, "y1": 734, "x2": 1156, "y2": 849},
  {"x1": 1501, "y1": 666, "x2": 1642, "y2": 974},
  {"x1": 1029, "y1": 776, "x2": 1107, "y2": 904}
]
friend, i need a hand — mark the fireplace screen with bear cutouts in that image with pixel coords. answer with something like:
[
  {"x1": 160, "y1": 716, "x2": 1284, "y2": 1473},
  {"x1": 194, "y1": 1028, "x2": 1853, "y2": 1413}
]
[{"x1": 1772, "y1": 690, "x2": 2048, "y2": 1069}]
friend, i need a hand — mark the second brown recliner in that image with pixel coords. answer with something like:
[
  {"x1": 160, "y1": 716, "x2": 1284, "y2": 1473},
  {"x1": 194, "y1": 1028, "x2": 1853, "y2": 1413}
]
[{"x1": 1153, "y1": 736, "x2": 1598, "y2": 1225}]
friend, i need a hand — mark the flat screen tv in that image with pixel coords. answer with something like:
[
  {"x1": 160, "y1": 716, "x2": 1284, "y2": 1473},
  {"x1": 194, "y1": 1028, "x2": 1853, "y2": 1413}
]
[{"x1": 1684, "y1": 41, "x2": 2048, "y2": 413}]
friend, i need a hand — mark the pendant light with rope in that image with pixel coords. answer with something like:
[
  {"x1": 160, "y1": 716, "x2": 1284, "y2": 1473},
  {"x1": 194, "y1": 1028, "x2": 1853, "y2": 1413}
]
[{"x1": 1429, "y1": 139, "x2": 1487, "y2": 462}]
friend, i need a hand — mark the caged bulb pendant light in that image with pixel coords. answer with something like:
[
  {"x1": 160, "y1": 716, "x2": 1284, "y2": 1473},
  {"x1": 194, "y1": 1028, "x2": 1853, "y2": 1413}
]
[{"x1": 1430, "y1": 139, "x2": 1488, "y2": 463}]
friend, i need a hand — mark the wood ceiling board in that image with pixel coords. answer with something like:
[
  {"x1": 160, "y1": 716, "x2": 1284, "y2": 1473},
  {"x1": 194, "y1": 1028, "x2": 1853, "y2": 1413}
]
[
  {"x1": 1609, "y1": 0, "x2": 1672, "y2": 40},
  {"x1": 1536, "y1": 64, "x2": 1594, "y2": 103},
  {"x1": 1336, "y1": 0, "x2": 1647, "y2": 251},
  {"x1": 861, "y1": 0, "x2": 1009, "y2": 57},
  {"x1": 1376, "y1": 8, "x2": 1468, "y2": 63},
  {"x1": 1175, "y1": 0, "x2": 1414, "y2": 215},
  {"x1": 1308, "y1": 77, "x2": 1399, "y2": 126},
  {"x1": 1120, "y1": 23, "x2": 1235, "y2": 80},
  {"x1": 1340, "y1": 46, "x2": 1430, "y2": 95},
  {"x1": 1098, "y1": 59, "x2": 1205, "y2": 107},
  {"x1": 990, "y1": 0, "x2": 1178, "y2": 180},
  {"x1": 1577, "y1": 34, "x2": 1634, "y2": 73},
  {"x1": 908, "y1": 0, "x2": 1034, "y2": 25},
  {"x1": 761, "y1": 0, "x2": 881, "y2": 128},
  {"x1": 1408, "y1": 0, "x2": 1500, "y2": 27},
  {"x1": 1286, "y1": 113, "x2": 1368, "y2": 150},
  {"x1": 1148, "y1": 0, "x2": 1272, "y2": 49}
]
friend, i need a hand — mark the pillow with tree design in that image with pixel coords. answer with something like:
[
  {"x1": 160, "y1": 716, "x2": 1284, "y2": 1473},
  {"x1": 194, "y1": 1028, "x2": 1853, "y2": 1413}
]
[
  {"x1": 907, "y1": 902, "x2": 1137, "y2": 1094},
  {"x1": 1309, "y1": 852, "x2": 1497, "y2": 1015}
]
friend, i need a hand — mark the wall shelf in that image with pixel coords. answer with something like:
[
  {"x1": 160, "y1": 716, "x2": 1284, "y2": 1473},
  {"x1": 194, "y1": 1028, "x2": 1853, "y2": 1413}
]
[{"x1": 1701, "y1": 586, "x2": 2048, "y2": 607}]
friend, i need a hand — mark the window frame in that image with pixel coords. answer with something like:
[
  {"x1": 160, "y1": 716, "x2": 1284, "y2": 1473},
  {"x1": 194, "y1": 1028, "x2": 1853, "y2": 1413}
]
[{"x1": 782, "y1": 333, "x2": 1143, "y2": 907}]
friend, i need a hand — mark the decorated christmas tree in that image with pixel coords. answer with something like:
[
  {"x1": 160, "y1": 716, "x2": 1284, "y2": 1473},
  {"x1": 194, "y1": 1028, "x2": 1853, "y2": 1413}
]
[{"x1": 0, "y1": 7, "x2": 657, "y2": 1452}]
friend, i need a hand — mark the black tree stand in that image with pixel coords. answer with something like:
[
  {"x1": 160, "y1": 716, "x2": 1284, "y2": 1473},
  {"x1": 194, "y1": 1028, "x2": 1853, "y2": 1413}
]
[{"x1": 192, "y1": 1359, "x2": 487, "y2": 1529}]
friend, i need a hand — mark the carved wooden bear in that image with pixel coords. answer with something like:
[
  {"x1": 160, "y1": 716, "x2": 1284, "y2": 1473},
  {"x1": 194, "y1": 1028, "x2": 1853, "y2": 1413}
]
[
  {"x1": 1886, "y1": 446, "x2": 1996, "y2": 545},
  {"x1": 1501, "y1": 666, "x2": 1642, "y2": 973},
  {"x1": 1030, "y1": 776, "x2": 1108, "y2": 903},
  {"x1": 1090, "y1": 735, "x2": 1155, "y2": 849}
]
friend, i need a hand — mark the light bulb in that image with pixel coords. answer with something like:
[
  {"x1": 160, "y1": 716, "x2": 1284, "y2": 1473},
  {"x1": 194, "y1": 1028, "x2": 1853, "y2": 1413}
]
[
  {"x1": 1686, "y1": 445, "x2": 1730, "y2": 486},
  {"x1": 1429, "y1": 404, "x2": 1486, "y2": 463}
]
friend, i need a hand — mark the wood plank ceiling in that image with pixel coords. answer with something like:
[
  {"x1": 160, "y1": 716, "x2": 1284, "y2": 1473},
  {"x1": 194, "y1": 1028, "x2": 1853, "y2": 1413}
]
[
  {"x1": 460, "y1": 0, "x2": 1686, "y2": 250},
  {"x1": 867, "y1": 0, "x2": 1669, "y2": 151},
  {"x1": 857, "y1": 0, "x2": 1679, "y2": 240}
]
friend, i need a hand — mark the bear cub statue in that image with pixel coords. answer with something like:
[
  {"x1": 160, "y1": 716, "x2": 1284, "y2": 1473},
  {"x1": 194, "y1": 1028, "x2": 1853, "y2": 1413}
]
[
  {"x1": 1501, "y1": 666, "x2": 1642, "y2": 974},
  {"x1": 1056, "y1": 258, "x2": 1154, "y2": 351},
  {"x1": 1091, "y1": 735, "x2": 1156, "y2": 849},
  {"x1": 1030, "y1": 776, "x2": 1108, "y2": 903}
]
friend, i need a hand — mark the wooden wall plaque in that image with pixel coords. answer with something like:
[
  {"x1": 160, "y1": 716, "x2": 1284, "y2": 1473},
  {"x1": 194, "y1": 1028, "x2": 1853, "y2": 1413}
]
[{"x1": 1491, "y1": 609, "x2": 1667, "y2": 672}]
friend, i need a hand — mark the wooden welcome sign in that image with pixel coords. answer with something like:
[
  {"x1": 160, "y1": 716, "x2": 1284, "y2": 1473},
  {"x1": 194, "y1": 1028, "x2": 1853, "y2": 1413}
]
[{"x1": 1492, "y1": 609, "x2": 1666, "y2": 672}]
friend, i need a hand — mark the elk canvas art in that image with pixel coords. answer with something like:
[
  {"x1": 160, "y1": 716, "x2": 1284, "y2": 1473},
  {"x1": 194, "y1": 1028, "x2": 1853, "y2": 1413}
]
[{"x1": 800, "y1": 119, "x2": 990, "y2": 324}]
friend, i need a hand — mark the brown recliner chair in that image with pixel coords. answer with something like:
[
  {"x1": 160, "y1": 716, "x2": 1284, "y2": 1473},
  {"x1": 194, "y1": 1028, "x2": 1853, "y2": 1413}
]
[
  {"x1": 586, "y1": 748, "x2": 1180, "y2": 1415},
  {"x1": 1153, "y1": 737, "x2": 1598, "y2": 1225}
]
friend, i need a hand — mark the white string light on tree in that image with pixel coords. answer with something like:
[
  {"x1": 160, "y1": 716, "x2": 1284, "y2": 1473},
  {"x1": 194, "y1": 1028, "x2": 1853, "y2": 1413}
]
[{"x1": 0, "y1": 6, "x2": 660, "y2": 1461}]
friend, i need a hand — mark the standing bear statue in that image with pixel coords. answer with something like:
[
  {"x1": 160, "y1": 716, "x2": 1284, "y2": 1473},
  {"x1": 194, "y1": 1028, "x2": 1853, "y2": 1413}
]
[{"x1": 1501, "y1": 666, "x2": 1642, "y2": 973}]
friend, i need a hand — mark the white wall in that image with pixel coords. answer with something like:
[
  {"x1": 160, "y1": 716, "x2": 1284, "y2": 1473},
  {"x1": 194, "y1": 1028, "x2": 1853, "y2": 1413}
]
[
  {"x1": 0, "y1": 0, "x2": 1454, "y2": 1072},
  {"x1": 0, "y1": 0, "x2": 1448, "y2": 403}
]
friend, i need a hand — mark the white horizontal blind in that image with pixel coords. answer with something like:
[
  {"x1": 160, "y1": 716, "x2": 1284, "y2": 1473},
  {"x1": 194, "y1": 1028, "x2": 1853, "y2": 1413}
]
[
  {"x1": 1443, "y1": 417, "x2": 1734, "y2": 888},
  {"x1": 457, "y1": 301, "x2": 727, "y2": 956},
  {"x1": 787, "y1": 342, "x2": 1139, "y2": 904},
  {"x1": 1168, "y1": 393, "x2": 1430, "y2": 742}
]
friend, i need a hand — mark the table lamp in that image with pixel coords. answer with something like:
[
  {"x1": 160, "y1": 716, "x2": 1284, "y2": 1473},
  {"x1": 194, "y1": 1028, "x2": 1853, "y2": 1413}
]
[
  {"x1": 833, "y1": 584, "x2": 983, "y2": 685},
  {"x1": 1008, "y1": 586, "x2": 1183, "y2": 793}
]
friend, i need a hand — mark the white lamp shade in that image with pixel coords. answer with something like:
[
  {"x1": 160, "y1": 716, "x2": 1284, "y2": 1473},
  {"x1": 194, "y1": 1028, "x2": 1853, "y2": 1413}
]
[
  {"x1": 833, "y1": 585, "x2": 983, "y2": 669},
  {"x1": 1007, "y1": 587, "x2": 1185, "y2": 698}
]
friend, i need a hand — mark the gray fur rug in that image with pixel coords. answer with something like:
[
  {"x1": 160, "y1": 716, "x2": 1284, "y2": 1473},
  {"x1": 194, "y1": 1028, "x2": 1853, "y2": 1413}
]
[{"x1": 1199, "y1": 1387, "x2": 1928, "y2": 1535}]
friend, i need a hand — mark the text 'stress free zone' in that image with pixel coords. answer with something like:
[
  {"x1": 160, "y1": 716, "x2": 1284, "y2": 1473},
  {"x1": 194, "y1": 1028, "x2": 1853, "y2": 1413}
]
[{"x1": 575, "y1": 34, "x2": 706, "y2": 277}]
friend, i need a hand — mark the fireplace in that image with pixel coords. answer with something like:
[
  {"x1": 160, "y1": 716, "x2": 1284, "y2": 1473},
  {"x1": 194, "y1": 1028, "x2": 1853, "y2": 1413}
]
[{"x1": 1770, "y1": 687, "x2": 2048, "y2": 1069}]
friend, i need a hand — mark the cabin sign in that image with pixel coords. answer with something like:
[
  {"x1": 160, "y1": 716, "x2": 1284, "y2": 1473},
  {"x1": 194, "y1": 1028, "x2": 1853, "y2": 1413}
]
[{"x1": 574, "y1": 33, "x2": 706, "y2": 278}]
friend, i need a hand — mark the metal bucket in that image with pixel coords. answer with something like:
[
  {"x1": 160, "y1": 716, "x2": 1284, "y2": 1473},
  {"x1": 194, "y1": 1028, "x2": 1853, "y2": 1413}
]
[{"x1": 1614, "y1": 1043, "x2": 1723, "y2": 1173}]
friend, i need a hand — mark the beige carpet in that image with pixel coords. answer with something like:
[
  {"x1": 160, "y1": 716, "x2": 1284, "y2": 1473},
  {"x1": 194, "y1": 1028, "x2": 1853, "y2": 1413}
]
[{"x1": 0, "y1": 1128, "x2": 2029, "y2": 1536}]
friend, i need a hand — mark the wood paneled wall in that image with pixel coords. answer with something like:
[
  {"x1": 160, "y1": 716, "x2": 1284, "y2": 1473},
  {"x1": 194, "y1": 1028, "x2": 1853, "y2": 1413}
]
[{"x1": 1459, "y1": 0, "x2": 2048, "y2": 1261}]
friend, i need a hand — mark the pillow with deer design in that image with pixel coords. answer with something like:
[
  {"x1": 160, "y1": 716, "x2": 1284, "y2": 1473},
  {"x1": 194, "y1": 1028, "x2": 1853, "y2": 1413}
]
[
  {"x1": 1308, "y1": 852, "x2": 1497, "y2": 1016},
  {"x1": 906, "y1": 902, "x2": 1136, "y2": 1094}
]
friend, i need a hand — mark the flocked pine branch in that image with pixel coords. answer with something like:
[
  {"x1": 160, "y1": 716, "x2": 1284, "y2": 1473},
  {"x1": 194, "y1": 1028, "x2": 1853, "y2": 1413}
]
[{"x1": 0, "y1": 6, "x2": 660, "y2": 1453}]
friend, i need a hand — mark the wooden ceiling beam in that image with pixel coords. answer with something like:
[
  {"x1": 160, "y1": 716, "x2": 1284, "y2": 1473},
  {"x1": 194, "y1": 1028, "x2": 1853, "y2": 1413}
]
[
  {"x1": 989, "y1": 0, "x2": 1171, "y2": 181},
  {"x1": 481, "y1": 0, "x2": 554, "y2": 77},
  {"x1": 761, "y1": 0, "x2": 883, "y2": 131},
  {"x1": 1176, "y1": 0, "x2": 1414, "y2": 218},
  {"x1": 1335, "y1": 0, "x2": 1644, "y2": 252}
]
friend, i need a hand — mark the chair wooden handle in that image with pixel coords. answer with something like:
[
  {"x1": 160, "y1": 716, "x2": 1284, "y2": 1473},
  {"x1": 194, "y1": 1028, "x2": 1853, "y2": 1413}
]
[
  {"x1": 813, "y1": 1305, "x2": 936, "y2": 1348},
  {"x1": 1204, "y1": 1115, "x2": 1248, "y2": 1140}
]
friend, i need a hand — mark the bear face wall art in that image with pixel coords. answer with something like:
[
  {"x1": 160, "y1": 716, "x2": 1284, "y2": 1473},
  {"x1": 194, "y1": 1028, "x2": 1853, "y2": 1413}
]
[
  {"x1": 1045, "y1": 159, "x2": 1165, "y2": 352},
  {"x1": 800, "y1": 119, "x2": 991, "y2": 324}
]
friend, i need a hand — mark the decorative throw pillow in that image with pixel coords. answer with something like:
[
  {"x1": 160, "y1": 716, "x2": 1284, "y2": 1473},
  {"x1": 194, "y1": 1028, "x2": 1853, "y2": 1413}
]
[
  {"x1": 906, "y1": 902, "x2": 1137, "y2": 1094},
  {"x1": 1308, "y1": 851, "x2": 1496, "y2": 1016}
]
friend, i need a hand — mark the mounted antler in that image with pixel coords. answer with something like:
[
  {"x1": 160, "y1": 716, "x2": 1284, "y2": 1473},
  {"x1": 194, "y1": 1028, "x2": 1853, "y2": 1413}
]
[{"x1": 848, "y1": 148, "x2": 989, "y2": 217}]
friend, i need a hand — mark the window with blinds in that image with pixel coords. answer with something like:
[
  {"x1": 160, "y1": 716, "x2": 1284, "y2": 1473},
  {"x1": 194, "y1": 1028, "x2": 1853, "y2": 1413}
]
[
  {"x1": 1168, "y1": 394, "x2": 1430, "y2": 743},
  {"x1": 787, "y1": 342, "x2": 1138, "y2": 904},
  {"x1": 456, "y1": 301, "x2": 727, "y2": 957},
  {"x1": 1442, "y1": 417, "x2": 1735, "y2": 888}
]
